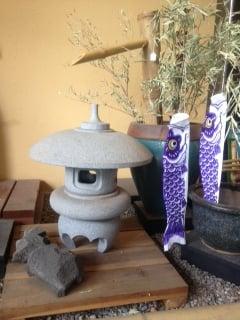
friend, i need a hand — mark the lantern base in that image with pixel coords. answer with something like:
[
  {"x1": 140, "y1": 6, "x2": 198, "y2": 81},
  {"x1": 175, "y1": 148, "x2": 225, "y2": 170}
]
[{"x1": 58, "y1": 215, "x2": 120, "y2": 253}]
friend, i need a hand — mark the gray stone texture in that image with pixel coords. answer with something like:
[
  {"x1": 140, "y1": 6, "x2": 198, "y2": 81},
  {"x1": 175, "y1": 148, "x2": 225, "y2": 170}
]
[
  {"x1": 51, "y1": 185, "x2": 129, "y2": 253},
  {"x1": 50, "y1": 186, "x2": 130, "y2": 221},
  {"x1": 30, "y1": 104, "x2": 153, "y2": 253},
  {"x1": 30, "y1": 129, "x2": 152, "y2": 169},
  {"x1": 12, "y1": 227, "x2": 50, "y2": 263},
  {"x1": 30, "y1": 104, "x2": 152, "y2": 169},
  {"x1": 64, "y1": 168, "x2": 117, "y2": 196},
  {"x1": 58, "y1": 215, "x2": 120, "y2": 253},
  {"x1": 80, "y1": 104, "x2": 110, "y2": 131},
  {"x1": 27, "y1": 244, "x2": 83, "y2": 297}
]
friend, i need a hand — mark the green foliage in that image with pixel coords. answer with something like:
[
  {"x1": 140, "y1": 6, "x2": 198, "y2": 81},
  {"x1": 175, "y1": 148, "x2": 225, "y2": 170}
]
[
  {"x1": 67, "y1": 0, "x2": 240, "y2": 138},
  {"x1": 143, "y1": 1, "x2": 239, "y2": 116},
  {"x1": 67, "y1": 11, "x2": 143, "y2": 122}
]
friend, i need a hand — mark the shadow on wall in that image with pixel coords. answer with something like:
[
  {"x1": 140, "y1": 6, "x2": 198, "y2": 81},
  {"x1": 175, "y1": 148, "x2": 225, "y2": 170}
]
[{"x1": 0, "y1": 106, "x2": 9, "y2": 179}]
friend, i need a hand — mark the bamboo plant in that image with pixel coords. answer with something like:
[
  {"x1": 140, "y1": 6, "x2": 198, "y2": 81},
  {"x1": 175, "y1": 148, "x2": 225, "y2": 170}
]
[
  {"x1": 68, "y1": 0, "x2": 240, "y2": 140},
  {"x1": 143, "y1": 0, "x2": 240, "y2": 130}
]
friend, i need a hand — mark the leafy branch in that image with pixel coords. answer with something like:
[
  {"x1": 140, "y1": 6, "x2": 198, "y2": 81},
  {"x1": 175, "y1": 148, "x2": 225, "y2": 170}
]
[
  {"x1": 66, "y1": 0, "x2": 240, "y2": 143},
  {"x1": 67, "y1": 11, "x2": 143, "y2": 122}
]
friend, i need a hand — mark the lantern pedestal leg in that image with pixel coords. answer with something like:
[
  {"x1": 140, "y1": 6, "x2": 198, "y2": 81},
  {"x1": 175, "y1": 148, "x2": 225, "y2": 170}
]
[{"x1": 58, "y1": 215, "x2": 121, "y2": 253}]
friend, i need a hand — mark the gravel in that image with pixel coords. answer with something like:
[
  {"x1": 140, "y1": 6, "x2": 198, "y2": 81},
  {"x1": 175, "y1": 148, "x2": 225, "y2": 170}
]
[
  {"x1": 29, "y1": 301, "x2": 165, "y2": 320},
  {"x1": 1, "y1": 204, "x2": 239, "y2": 319},
  {"x1": 161, "y1": 241, "x2": 240, "y2": 308}
]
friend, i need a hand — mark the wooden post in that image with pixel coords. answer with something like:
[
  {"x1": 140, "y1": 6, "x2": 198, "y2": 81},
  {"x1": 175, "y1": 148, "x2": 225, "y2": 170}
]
[{"x1": 138, "y1": 11, "x2": 161, "y2": 125}]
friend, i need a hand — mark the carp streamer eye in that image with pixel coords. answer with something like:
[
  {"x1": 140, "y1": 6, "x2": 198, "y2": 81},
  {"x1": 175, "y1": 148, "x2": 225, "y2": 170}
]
[
  {"x1": 205, "y1": 118, "x2": 212, "y2": 128},
  {"x1": 168, "y1": 139, "x2": 177, "y2": 150}
]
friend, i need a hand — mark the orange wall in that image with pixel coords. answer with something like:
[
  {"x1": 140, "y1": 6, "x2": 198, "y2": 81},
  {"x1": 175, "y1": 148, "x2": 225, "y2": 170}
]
[{"x1": 0, "y1": 0, "x2": 215, "y2": 187}]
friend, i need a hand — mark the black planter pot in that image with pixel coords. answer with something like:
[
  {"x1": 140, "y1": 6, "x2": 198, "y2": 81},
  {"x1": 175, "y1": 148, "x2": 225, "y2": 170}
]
[{"x1": 189, "y1": 183, "x2": 240, "y2": 254}]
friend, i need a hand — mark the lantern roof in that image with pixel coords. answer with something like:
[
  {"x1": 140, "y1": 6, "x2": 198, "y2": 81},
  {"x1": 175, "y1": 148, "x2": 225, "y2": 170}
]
[{"x1": 30, "y1": 104, "x2": 152, "y2": 169}]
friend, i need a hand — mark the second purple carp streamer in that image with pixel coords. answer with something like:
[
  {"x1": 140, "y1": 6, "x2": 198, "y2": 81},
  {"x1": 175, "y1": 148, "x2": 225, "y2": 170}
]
[
  {"x1": 163, "y1": 113, "x2": 190, "y2": 251},
  {"x1": 199, "y1": 93, "x2": 228, "y2": 203}
]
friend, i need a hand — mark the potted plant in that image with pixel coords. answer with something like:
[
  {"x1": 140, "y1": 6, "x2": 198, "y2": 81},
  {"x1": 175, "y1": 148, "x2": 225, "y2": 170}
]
[
  {"x1": 67, "y1": 0, "x2": 240, "y2": 217},
  {"x1": 129, "y1": 0, "x2": 240, "y2": 216},
  {"x1": 188, "y1": 0, "x2": 240, "y2": 254}
]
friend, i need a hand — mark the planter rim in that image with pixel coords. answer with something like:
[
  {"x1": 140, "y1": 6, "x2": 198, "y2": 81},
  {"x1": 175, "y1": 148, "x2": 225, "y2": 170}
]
[
  {"x1": 189, "y1": 183, "x2": 240, "y2": 216},
  {"x1": 127, "y1": 121, "x2": 201, "y2": 141}
]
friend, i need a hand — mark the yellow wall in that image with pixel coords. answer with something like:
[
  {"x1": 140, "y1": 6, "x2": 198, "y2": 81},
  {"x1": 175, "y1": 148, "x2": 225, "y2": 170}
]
[{"x1": 0, "y1": 0, "x2": 215, "y2": 187}]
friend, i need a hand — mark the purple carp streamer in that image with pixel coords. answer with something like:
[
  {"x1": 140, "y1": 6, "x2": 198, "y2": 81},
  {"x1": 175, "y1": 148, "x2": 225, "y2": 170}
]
[
  {"x1": 163, "y1": 113, "x2": 190, "y2": 251},
  {"x1": 200, "y1": 93, "x2": 227, "y2": 203}
]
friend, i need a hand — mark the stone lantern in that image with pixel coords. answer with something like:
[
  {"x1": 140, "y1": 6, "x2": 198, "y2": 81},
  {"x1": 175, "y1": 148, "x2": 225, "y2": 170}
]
[{"x1": 30, "y1": 104, "x2": 152, "y2": 252}]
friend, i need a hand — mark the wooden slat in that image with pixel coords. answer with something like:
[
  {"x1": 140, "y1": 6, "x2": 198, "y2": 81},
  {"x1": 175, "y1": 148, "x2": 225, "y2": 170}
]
[
  {"x1": 2, "y1": 180, "x2": 40, "y2": 220},
  {"x1": 0, "y1": 180, "x2": 16, "y2": 216},
  {"x1": 12, "y1": 214, "x2": 142, "y2": 240},
  {"x1": 13, "y1": 223, "x2": 58, "y2": 239},
  {"x1": 120, "y1": 215, "x2": 142, "y2": 231},
  {"x1": 2, "y1": 263, "x2": 187, "y2": 320},
  {"x1": 6, "y1": 245, "x2": 168, "y2": 281},
  {"x1": 108, "y1": 303, "x2": 240, "y2": 320},
  {"x1": 11, "y1": 217, "x2": 143, "y2": 257},
  {"x1": 0, "y1": 220, "x2": 14, "y2": 262},
  {"x1": 71, "y1": 230, "x2": 154, "y2": 254},
  {"x1": 0, "y1": 219, "x2": 14, "y2": 278},
  {"x1": 10, "y1": 228, "x2": 154, "y2": 258}
]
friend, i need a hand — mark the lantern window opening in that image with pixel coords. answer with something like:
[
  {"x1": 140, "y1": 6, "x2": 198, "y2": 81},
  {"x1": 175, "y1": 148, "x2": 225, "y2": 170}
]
[{"x1": 77, "y1": 169, "x2": 97, "y2": 184}]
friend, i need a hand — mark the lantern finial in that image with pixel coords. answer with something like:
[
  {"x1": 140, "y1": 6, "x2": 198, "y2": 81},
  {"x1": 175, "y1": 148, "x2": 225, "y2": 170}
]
[{"x1": 80, "y1": 103, "x2": 110, "y2": 131}]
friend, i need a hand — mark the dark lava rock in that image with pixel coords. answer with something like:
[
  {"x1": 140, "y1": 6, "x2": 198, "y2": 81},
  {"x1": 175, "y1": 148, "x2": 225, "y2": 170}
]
[
  {"x1": 27, "y1": 244, "x2": 83, "y2": 297},
  {"x1": 12, "y1": 227, "x2": 50, "y2": 263}
]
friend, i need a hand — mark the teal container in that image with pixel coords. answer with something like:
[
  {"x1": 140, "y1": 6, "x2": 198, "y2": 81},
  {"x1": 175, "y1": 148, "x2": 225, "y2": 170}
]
[{"x1": 128, "y1": 122, "x2": 201, "y2": 217}]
